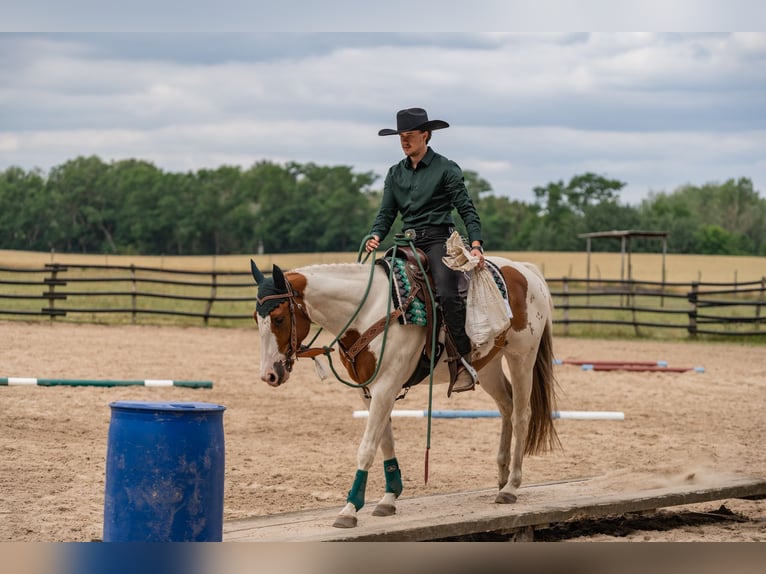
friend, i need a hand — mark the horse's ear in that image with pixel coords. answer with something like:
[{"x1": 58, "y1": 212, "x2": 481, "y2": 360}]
[
  {"x1": 272, "y1": 264, "x2": 287, "y2": 292},
  {"x1": 250, "y1": 259, "x2": 266, "y2": 284}
]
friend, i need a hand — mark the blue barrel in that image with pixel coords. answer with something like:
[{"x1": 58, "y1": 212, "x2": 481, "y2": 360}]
[{"x1": 103, "y1": 401, "x2": 226, "y2": 542}]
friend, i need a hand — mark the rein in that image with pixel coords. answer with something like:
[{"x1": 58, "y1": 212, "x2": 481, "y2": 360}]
[
  {"x1": 261, "y1": 233, "x2": 440, "y2": 483},
  {"x1": 319, "y1": 235, "x2": 406, "y2": 389},
  {"x1": 327, "y1": 233, "x2": 439, "y2": 483}
]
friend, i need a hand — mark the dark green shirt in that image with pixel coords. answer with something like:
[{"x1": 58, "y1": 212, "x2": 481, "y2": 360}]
[{"x1": 370, "y1": 147, "x2": 483, "y2": 245}]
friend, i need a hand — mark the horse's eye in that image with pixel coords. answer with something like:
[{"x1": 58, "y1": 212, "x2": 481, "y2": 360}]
[{"x1": 273, "y1": 316, "x2": 285, "y2": 327}]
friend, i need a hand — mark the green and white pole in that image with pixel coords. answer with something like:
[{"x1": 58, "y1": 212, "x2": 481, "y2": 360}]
[{"x1": 0, "y1": 378, "x2": 212, "y2": 388}]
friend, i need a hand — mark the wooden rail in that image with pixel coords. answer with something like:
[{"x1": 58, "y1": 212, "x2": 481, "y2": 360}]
[{"x1": 1, "y1": 263, "x2": 764, "y2": 336}]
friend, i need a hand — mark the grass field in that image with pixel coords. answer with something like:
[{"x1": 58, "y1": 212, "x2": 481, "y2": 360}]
[{"x1": 2, "y1": 249, "x2": 765, "y2": 284}]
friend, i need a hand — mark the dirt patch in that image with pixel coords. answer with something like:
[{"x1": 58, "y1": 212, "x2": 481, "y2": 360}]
[{"x1": 0, "y1": 321, "x2": 764, "y2": 541}]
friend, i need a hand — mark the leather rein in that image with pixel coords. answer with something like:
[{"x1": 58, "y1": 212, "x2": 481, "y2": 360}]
[{"x1": 256, "y1": 268, "x2": 419, "y2": 385}]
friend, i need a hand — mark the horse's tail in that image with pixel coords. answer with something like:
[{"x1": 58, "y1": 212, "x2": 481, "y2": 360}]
[{"x1": 525, "y1": 319, "x2": 561, "y2": 455}]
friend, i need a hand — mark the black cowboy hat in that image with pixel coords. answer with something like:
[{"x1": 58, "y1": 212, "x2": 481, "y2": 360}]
[{"x1": 378, "y1": 108, "x2": 450, "y2": 136}]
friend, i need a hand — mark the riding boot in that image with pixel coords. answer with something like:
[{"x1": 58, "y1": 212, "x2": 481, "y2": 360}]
[{"x1": 448, "y1": 354, "x2": 478, "y2": 397}]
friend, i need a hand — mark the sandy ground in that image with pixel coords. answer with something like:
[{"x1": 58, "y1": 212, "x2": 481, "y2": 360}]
[{"x1": 0, "y1": 320, "x2": 764, "y2": 542}]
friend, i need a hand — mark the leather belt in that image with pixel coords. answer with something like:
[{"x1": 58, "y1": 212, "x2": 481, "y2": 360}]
[{"x1": 402, "y1": 225, "x2": 454, "y2": 241}]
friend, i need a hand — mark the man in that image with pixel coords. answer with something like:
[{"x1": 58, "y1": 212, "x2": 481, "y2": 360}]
[{"x1": 365, "y1": 107, "x2": 485, "y2": 395}]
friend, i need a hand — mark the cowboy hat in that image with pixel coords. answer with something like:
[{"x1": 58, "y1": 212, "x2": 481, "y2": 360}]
[{"x1": 378, "y1": 108, "x2": 450, "y2": 136}]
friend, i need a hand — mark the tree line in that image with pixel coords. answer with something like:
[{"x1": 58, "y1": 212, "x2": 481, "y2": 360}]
[{"x1": 1, "y1": 155, "x2": 764, "y2": 256}]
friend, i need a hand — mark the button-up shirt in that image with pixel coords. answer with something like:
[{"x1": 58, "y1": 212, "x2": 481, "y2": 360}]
[{"x1": 370, "y1": 147, "x2": 483, "y2": 245}]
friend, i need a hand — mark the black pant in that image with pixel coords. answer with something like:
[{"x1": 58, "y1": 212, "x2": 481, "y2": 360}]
[{"x1": 410, "y1": 226, "x2": 471, "y2": 358}]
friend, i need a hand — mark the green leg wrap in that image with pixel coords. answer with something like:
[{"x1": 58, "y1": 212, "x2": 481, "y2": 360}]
[
  {"x1": 384, "y1": 458, "x2": 403, "y2": 497},
  {"x1": 346, "y1": 469, "x2": 368, "y2": 511}
]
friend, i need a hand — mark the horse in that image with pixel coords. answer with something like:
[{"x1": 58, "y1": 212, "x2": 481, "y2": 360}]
[{"x1": 250, "y1": 254, "x2": 559, "y2": 529}]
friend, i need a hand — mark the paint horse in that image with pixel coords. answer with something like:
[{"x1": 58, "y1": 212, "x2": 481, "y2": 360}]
[{"x1": 250, "y1": 255, "x2": 559, "y2": 528}]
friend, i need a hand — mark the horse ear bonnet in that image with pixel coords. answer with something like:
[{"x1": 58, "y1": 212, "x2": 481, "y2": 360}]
[
  {"x1": 254, "y1": 265, "x2": 290, "y2": 318},
  {"x1": 255, "y1": 277, "x2": 280, "y2": 317}
]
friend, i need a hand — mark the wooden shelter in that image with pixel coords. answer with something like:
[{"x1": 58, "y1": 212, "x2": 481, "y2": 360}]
[{"x1": 578, "y1": 229, "x2": 669, "y2": 284}]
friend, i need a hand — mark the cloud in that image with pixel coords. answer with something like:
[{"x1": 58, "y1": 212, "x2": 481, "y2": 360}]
[{"x1": 1, "y1": 32, "x2": 765, "y2": 205}]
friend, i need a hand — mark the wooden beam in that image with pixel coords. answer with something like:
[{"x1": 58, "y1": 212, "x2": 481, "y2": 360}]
[{"x1": 223, "y1": 475, "x2": 766, "y2": 542}]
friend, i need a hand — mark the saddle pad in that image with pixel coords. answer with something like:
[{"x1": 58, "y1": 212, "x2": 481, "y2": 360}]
[
  {"x1": 376, "y1": 257, "x2": 510, "y2": 327},
  {"x1": 485, "y1": 259, "x2": 510, "y2": 302},
  {"x1": 376, "y1": 257, "x2": 428, "y2": 326}
]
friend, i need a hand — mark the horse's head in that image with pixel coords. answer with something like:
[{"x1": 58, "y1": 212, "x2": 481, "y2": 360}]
[{"x1": 251, "y1": 260, "x2": 311, "y2": 387}]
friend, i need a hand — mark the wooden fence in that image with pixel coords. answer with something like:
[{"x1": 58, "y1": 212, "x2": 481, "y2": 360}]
[
  {"x1": 548, "y1": 276, "x2": 766, "y2": 337},
  {"x1": 1, "y1": 263, "x2": 764, "y2": 337}
]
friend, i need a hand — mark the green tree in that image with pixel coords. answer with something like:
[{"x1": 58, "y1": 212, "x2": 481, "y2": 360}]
[
  {"x1": 694, "y1": 224, "x2": 742, "y2": 255},
  {"x1": 105, "y1": 159, "x2": 172, "y2": 254},
  {"x1": 476, "y1": 195, "x2": 539, "y2": 251},
  {"x1": 245, "y1": 161, "x2": 303, "y2": 253},
  {"x1": 298, "y1": 164, "x2": 378, "y2": 252},
  {"x1": 0, "y1": 166, "x2": 49, "y2": 250},
  {"x1": 46, "y1": 156, "x2": 113, "y2": 253},
  {"x1": 188, "y1": 166, "x2": 245, "y2": 255},
  {"x1": 639, "y1": 178, "x2": 766, "y2": 254},
  {"x1": 531, "y1": 180, "x2": 577, "y2": 250},
  {"x1": 565, "y1": 172, "x2": 625, "y2": 216}
]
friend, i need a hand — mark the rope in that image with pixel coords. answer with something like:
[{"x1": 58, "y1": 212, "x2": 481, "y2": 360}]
[
  {"x1": 315, "y1": 233, "x2": 439, "y2": 484},
  {"x1": 318, "y1": 234, "x2": 399, "y2": 389}
]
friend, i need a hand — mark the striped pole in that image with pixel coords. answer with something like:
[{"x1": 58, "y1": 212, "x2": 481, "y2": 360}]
[
  {"x1": 352, "y1": 409, "x2": 625, "y2": 421},
  {"x1": 580, "y1": 364, "x2": 704, "y2": 373},
  {"x1": 554, "y1": 359, "x2": 668, "y2": 367},
  {"x1": 554, "y1": 359, "x2": 705, "y2": 373},
  {"x1": 0, "y1": 378, "x2": 212, "y2": 388}
]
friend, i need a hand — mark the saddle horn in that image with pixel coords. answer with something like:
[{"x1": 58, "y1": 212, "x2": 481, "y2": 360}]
[{"x1": 250, "y1": 259, "x2": 266, "y2": 284}]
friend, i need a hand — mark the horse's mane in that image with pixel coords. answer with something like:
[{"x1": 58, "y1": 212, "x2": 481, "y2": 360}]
[{"x1": 293, "y1": 262, "x2": 369, "y2": 274}]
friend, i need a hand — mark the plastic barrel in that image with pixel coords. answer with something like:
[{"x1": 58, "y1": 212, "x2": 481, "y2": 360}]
[{"x1": 103, "y1": 401, "x2": 226, "y2": 542}]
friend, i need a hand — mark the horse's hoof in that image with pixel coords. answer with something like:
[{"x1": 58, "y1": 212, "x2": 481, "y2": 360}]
[
  {"x1": 332, "y1": 515, "x2": 358, "y2": 529},
  {"x1": 372, "y1": 504, "x2": 396, "y2": 517},
  {"x1": 495, "y1": 491, "x2": 517, "y2": 504}
]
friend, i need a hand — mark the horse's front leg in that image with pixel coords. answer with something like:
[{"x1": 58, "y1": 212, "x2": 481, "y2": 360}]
[
  {"x1": 333, "y1": 388, "x2": 399, "y2": 528},
  {"x1": 370, "y1": 417, "x2": 402, "y2": 517}
]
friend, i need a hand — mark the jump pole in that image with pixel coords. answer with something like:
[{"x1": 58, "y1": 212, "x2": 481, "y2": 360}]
[
  {"x1": 352, "y1": 410, "x2": 625, "y2": 421},
  {"x1": 553, "y1": 359, "x2": 705, "y2": 373},
  {"x1": 0, "y1": 377, "x2": 213, "y2": 388},
  {"x1": 580, "y1": 364, "x2": 704, "y2": 373},
  {"x1": 554, "y1": 359, "x2": 668, "y2": 367}
]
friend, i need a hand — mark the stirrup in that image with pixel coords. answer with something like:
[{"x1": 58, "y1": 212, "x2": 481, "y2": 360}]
[{"x1": 447, "y1": 357, "x2": 478, "y2": 397}]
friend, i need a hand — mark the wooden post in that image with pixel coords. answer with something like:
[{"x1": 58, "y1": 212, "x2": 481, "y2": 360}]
[
  {"x1": 688, "y1": 282, "x2": 699, "y2": 337},
  {"x1": 562, "y1": 277, "x2": 569, "y2": 336},
  {"x1": 130, "y1": 264, "x2": 137, "y2": 324},
  {"x1": 585, "y1": 236, "x2": 591, "y2": 305},
  {"x1": 47, "y1": 264, "x2": 58, "y2": 320},
  {"x1": 42, "y1": 263, "x2": 67, "y2": 320},
  {"x1": 757, "y1": 276, "x2": 765, "y2": 332},
  {"x1": 661, "y1": 237, "x2": 667, "y2": 308},
  {"x1": 620, "y1": 236, "x2": 626, "y2": 307},
  {"x1": 204, "y1": 272, "x2": 217, "y2": 326}
]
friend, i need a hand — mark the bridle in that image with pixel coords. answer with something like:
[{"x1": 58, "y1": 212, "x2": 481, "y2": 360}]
[{"x1": 255, "y1": 275, "x2": 321, "y2": 375}]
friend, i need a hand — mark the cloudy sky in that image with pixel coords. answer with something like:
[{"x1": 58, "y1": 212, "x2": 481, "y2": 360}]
[{"x1": 1, "y1": 29, "x2": 765, "y2": 205}]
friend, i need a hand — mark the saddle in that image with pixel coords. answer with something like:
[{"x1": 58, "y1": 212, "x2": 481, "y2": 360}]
[
  {"x1": 376, "y1": 245, "x2": 461, "y2": 392},
  {"x1": 337, "y1": 245, "x2": 508, "y2": 396}
]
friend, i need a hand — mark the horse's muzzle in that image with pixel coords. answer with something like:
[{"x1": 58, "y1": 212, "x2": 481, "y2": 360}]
[{"x1": 262, "y1": 361, "x2": 288, "y2": 387}]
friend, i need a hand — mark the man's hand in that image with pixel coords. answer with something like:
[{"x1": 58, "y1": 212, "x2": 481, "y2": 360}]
[
  {"x1": 365, "y1": 235, "x2": 380, "y2": 252},
  {"x1": 471, "y1": 246, "x2": 485, "y2": 269}
]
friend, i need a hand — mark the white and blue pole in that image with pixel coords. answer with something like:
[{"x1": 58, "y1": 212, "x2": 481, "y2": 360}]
[{"x1": 352, "y1": 410, "x2": 625, "y2": 420}]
